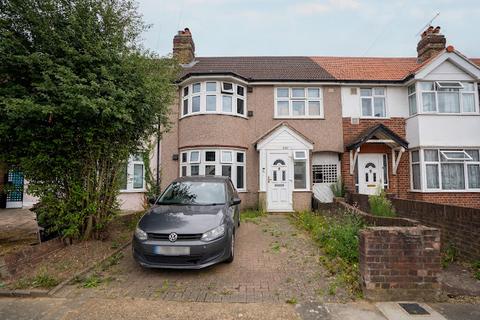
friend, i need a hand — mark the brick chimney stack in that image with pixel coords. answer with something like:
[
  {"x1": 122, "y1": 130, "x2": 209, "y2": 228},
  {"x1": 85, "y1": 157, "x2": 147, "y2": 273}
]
[
  {"x1": 173, "y1": 28, "x2": 195, "y2": 64},
  {"x1": 417, "y1": 26, "x2": 446, "y2": 63}
]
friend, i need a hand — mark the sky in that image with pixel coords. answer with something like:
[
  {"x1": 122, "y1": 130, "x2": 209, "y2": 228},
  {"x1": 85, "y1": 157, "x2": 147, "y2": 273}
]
[{"x1": 136, "y1": 0, "x2": 480, "y2": 58}]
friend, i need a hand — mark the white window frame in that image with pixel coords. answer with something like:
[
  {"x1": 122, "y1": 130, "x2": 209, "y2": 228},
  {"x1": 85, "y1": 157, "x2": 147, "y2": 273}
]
[
  {"x1": 274, "y1": 87, "x2": 324, "y2": 119},
  {"x1": 181, "y1": 81, "x2": 246, "y2": 118},
  {"x1": 120, "y1": 154, "x2": 146, "y2": 192},
  {"x1": 416, "y1": 81, "x2": 478, "y2": 115},
  {"x1": 179, "y1": 148, "x2": 247, "y2": 191},
  {"x1": 410, "y1": 148, "x2": 480, "y2": 192},
  {"x1": 408, "y1": 84, "x2": 417, "y2": 116},
  {"x1": 359, "y1": 87, "x2": 387, "y2": 118}
]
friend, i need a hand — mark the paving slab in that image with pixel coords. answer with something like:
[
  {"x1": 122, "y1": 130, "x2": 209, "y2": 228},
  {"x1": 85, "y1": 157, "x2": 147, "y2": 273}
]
[
  {"x1": 377, "y1": 302, "x2": 447, "y2": 320},
  {"x1": 431, "y1": 303, "x2": 480, "y2": 320}
]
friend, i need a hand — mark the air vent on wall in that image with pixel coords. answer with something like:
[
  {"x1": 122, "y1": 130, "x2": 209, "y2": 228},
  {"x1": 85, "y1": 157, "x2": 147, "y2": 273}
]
[
  {"x1": 351, "y1": 117, "x2": 360, "y2": 125},
  {"x1": 350, "y1": 88, "x2": 358, "y2": 95}
]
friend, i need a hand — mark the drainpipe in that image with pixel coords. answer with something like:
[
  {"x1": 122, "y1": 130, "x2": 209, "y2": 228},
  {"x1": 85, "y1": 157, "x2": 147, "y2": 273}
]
[{"x1": 156, "y1": 123, "x2": 161, "y2": 195}]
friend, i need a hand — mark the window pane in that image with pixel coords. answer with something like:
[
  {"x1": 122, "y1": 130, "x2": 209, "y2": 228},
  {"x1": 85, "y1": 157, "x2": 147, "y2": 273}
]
[
  {"x1": 291, "y1": 88, "x2": 305, "y2": 98},
  {"x1": 412, "y1": 164, "x2": 421, "y2": 189},
  {"x1": 221, "y1": 151, "x2": 232, "y2": 163},
  {"x1": 466, "y1": 150, "x2": 480, "y2": 161},
  {"x1": 181, "y1": 166, "x2": 187, "y2": 177},
  {"x1": 236, "y1": 152, "x2": 244, "y2": 163},
  {"x1": 222, "y1": 165, "x2": 232, "y2": 178},
  {"x1": 408, "y1": 84, "x2": 416, "y2": 95},
  {"x1": 441, "y1": 163, "x2": 465, "y2": 190},
  {"x1": 426, "y1": 164, "x2": 439, "y2": 188},
  {"x1": 223, "y1": 82, "x2": 233, "y2": 91},
  {"x1": 422, "y1": 92, "x2": 436, "y2": 112},
  {"x1": 411, "y1": 150, "x2": 420, "y2": 162},
  {"x1": 205, "y1": 151, "x2": 216, "y2": 162},
  {"x1": 190, "y1": 165, "x2": 199, "y2": 176},
  {"x1": 294, "y1": 161, "x2": 306, "y2": 189},
  {"x1": 462, "y1": 82, "x2": 475, "y2": 91},
  {"x1": 361, "y1": 98, "x2": 372, "y2": 116},
  {"x1": 206, "y1": 82, "x2": 216, "y2": 92},
  {"x1": 424, "y1": 149, "x2": 438, "y2": 161},
  {"x1": 438, "y1": 92, "x2": 460, "y2": 113},
  {"x1": 462, "y1": 93, "x2": 475, "y2": 112},
  {"x1": 205, "y1": 165, "x2": 216, "y2": 176},
  {"x1": 183, "y1": 86, "x2": 189, "y2": 97},
  {"x1": 193, "y1": 83, "x2": 201, "y2": 93},
  {"x1": 308, "y1": 88, "x2": 320, "y2": 98},
  {"x1": 181, "y1": 152, "x2": 187, "y2": 163},
  {"x1": 190, "y1": 151, "x2": 199, "y2": 162},
  {"x1": 420, "y1": 82, "x2": 434, "y2": 90},
  {"x1": 222, "y1": 95, "x2": 232, "y2": 112},
  {"x1": 468, "y1": 164, "x2": 480, "y2": 188},
  {"x1": 183, "y1": 99, "x2": 189, "y2": 115},
  {"x1": 237, "y1": 86, "x2": 245, "y2": 96},
  {"x1": 206, "y1": 95, "x2": 216, "y2": 111},
  {"x1": 133, "y1": 164, "x2": 143, "y2": 189},
  {"x1": 409, "y1": 94, "x2": 417, "y2": 115},
  {"x1": 237, "y1": 98, "x2": 244, "y2": 115},
  {"x1": 277, "y1": 88, "x2": 289, "y2": 98},
  {"x1": 373, "y1": 97, "x2": 385, "y2": 117},
  {"x1": 277, "y1": 101, "x2": 289, "y2": 116},
  {"x1": 292, "y1": 101, "x2": 305, "y2": 116},
  {"x1": 192, "y1": 96, "x2": 200, "y2": 112},
  {"x1": 308, "y1": 101, "x2": 321, "y2": 116},
  {"x1": 236, "y1": 166, "x2": 244, "y2": 189},
  {"x1": 373, "y1": 88, "x2": 385, "y2": 96},
  {"x1": 360, "y1": 88, "x2": 372, "y2": 97}
]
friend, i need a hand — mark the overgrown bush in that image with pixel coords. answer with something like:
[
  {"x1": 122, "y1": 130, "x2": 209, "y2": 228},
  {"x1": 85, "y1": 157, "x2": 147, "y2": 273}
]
[
  {"x1": 368, "y1": 191, "x2": 396, "y2": 217},
  {"x1": 330, "y1": 180, "x2": 346, "y2": 198}
]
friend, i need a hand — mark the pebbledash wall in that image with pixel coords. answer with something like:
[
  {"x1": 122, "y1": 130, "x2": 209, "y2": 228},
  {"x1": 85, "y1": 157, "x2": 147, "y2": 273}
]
[
  {"x1": 348, "y1": 193, "x2": 480, "y2": 260},
  {"x1": 160, "y1": 85, "x2": 344, "y2": 210}
]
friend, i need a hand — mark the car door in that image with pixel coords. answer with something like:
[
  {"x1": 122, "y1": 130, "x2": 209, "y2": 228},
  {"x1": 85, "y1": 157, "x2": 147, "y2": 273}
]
[{"x1": 227, "y1": 179, "x2": 240, "y2": 226}]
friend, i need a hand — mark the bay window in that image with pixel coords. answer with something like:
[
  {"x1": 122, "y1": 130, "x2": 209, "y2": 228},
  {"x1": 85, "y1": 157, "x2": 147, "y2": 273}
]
[
  {"x1": 180, "y1": 149, "x2": 246, "y2": 191},
  {"x1": 181, "y1": 81, "x2": 246, "y2": 117},
  {"x1": 411, "y1": 148, "x2": 480, "y2": 191},
  {"x1": 408, "y1": 84, "x2": 417, "y2": 115},
  {"x1": 416, "y1": 81, "x2": 477, "y2": 114},
  {"x1": 275, "y1": 87, "x2": 323, "y2": 118},
  {"x1": 360, "y1": 87, "x2": 386, "y2": 118}
]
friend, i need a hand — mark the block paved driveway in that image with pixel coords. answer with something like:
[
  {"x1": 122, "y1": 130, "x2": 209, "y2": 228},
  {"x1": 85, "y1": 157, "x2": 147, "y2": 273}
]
[{"x1": 55, "y1": 214, "x2": 335, "y2": 304}]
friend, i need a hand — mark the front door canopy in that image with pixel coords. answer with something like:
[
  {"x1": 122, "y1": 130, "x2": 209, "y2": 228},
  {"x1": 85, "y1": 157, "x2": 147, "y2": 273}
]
[{"x1": 255, "y1": 122, "x2": 313, "y2": 151}]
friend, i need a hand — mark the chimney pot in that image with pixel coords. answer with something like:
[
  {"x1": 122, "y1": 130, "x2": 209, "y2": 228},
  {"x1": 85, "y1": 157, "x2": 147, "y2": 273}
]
[{"x1": 417, "y1": 25, "x2": 446, "y2": 63}]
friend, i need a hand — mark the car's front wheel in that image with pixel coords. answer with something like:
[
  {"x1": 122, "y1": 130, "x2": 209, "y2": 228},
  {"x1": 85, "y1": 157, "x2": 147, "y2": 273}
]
[{"x1": 225, "y1": 231, "x2": 235, "y2": 263}]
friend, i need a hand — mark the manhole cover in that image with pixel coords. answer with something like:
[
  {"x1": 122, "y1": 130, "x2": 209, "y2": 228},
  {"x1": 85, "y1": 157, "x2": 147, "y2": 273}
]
[{"x1": 399, "y1": 303, "x2": 430, "y2": 315}]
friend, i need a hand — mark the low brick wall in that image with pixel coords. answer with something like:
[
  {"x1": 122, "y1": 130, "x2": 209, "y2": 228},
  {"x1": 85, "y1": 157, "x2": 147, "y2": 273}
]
[
  {"x1": 360, "y1": 226, "x2": 442, "y2": 301},
  {"x1": 347, "y1": 192, "x2": 480, "y2": 260},
  {"x1": 0, "y1": 238, "x2": 64, "y2": 278}
]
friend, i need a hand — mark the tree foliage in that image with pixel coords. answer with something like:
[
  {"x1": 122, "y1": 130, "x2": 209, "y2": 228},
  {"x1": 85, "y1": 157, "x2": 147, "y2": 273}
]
[{"x1": 0, "y1": 0, "x2": 178, "y2": 239}]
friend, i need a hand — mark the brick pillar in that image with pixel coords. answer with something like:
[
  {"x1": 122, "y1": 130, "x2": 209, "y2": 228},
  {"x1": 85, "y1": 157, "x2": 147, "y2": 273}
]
[{"x1": 359, "y1": 226, "x2": 441, "y2": 301}]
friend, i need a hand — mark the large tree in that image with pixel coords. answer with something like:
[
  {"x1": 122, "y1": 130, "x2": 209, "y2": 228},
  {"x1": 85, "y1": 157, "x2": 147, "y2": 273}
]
[{"x1": 0, "y1": 0, "x2": 178, "y2": 239}]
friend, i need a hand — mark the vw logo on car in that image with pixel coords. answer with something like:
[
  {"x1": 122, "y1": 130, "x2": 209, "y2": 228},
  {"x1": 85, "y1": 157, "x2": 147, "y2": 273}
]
[{"x1": 168, "y1": 232, "x2": 178, "y2": 242}]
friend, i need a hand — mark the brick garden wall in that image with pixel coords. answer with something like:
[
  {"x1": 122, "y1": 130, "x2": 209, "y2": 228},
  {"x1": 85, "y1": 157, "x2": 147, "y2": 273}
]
[
  {"x1": 348, "y1": 193, "x2": 480, "y2": 260},
  {"x1": 359, "y1": 226, "x2": 442, "y2": 301},
  {"x1": 341, "y1": 118, "x2": 410, "y2": 199}
]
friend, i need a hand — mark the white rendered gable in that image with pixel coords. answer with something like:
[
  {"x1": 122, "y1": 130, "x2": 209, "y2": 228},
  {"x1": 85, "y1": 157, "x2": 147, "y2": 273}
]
[
  {"x1": 415, "y1": 51, "x2": 480, "y2": 81},
  {"x1": 256, "y1": 125, "x2": 313, "y2": 151}
]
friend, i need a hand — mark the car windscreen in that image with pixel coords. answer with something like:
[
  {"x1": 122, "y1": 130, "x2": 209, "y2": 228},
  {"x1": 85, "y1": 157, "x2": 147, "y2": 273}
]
[{"x1": 157, "y1": 181, "x2": 226, "y2": 205}]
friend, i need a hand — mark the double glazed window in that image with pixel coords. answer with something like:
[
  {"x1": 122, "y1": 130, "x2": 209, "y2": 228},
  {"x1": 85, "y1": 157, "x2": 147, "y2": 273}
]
[
  {"x1": 360, "y1": 88, "x2": 386, "y2": 118},
  {"x1": 120, "y1": 154, "x2": 145, "y2": 191},
  {"x1": 409, "y1": 81, "x2": 477, "y2": 115},
  {"x1": 293, "y1": 151, "x2": 307, "y2": 189},
  {"x1": 182, "y1": 81, "x2": 246, "y2": 117},
  {"x1": 275, "y1": 87, "x2": 323, "y2": 118},
  {"x1": 180, "y1": 149, "x2": 246, "y2": 191},
  {"x1": 411, "y1": 149, "x2": 480, "y2": 191}
]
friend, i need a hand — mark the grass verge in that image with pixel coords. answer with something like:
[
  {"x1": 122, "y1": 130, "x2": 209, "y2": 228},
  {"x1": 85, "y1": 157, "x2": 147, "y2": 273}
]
[{"x1": 240, "y1": 209, "x2": 266, "y2": 224}]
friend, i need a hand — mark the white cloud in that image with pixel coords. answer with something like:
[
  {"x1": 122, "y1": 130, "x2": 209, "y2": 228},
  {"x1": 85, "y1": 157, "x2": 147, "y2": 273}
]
[{"x1": 293, "y1": 0, "x2": 360, "y2": 15}]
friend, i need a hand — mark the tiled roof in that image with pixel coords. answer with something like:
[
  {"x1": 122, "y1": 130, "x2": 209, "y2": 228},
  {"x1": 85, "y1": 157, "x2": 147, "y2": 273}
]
[{"x1": 180, "y1": 56, "x2": 480, "y2": 82}]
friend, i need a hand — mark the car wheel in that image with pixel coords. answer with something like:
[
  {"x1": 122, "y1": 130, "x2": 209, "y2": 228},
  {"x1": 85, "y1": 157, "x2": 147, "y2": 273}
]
[{"x1": 225, "y1": 231, "x2": 235, "y2": 263}]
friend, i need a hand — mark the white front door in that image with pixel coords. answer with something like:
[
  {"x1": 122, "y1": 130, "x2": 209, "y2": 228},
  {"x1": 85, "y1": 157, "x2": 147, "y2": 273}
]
[
  {"x1": 267, "y1": 152, "x2": 293, "y2": 212},
  {"x1": 358, "y1": 154, "x2": 384, "y2": 195}
]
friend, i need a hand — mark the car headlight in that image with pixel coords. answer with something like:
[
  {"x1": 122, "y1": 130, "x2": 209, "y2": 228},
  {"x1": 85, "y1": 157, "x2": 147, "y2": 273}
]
[
  {"x1": 135, "y1": 227, "x2": 148, "y2": 241},
  {"x1": 201, "y1": 224, "x2": 225, "y2": 242}
]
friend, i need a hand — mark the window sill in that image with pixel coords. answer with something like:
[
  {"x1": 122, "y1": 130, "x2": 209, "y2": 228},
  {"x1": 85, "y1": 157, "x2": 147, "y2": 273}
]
[
  {"x1": 407, "y1": 113, "x2": 480, "y2": 119},
  {"x1": 409, "y1": 189, "x2": 480, "y2": 193},
  {"x1": 274, "y1": 116, "x2": 324, "y2": 120},
  {"x1": 359, "y1": 116, "x2": 390, "y2": 120},
  {"x1": 293, "y1": 189, "x2": 311, "y2": 192},
  {"x1": 119, "y1": 189, "x2": 146, "y2": 193},
  {"x1": 180, "y1": 113, "x2": 248, "y2": 120}
]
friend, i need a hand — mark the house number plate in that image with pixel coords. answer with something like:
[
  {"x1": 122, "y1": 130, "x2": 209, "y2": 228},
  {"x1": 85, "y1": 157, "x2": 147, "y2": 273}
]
[{"x1": 275, "y1": 184, "x2": 284, "y2": 187}]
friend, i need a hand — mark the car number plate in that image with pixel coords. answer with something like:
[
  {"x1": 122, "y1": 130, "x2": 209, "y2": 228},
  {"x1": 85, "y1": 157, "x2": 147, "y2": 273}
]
[{"x1": 154, "y1": 246, "x2": 190, "y2": 256}]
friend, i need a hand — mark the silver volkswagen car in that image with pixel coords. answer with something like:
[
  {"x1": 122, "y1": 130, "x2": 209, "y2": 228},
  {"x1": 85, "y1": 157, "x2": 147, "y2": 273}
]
[{"x1": 132, "y1": 176, "x2": 241, "y2": 269}]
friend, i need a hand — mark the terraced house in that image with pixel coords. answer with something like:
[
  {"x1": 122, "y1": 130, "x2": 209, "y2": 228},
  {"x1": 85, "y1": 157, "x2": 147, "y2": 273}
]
[{"x1": 159, "y1": 26, "x2": 480, "y2": 211}]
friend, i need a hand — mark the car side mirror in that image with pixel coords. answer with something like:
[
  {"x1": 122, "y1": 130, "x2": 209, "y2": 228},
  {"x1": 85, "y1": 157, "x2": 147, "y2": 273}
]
[
  {"x1": 230, "y1": 197, "x2": 241, "y2": 206},
  {"x1": 148, "y1": 197, "x2": 157, "y2": 205}
]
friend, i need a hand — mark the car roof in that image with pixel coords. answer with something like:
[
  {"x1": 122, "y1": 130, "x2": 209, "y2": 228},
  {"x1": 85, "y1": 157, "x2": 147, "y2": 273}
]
[{"x1": 173, "y1": 176, "x2": 230, "y2": 184}]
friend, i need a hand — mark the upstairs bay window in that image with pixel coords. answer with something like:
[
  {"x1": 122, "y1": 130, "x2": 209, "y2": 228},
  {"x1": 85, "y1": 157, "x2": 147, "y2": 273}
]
[
  {"x1": 411, "y1": 148, "x2": 480, "y2": 191},
  {"x1": 182, "y1": 81, "x2": 246, "y2": 117},
  {"x1": 275, "y1": 87, "x2": 323, "y2": 118},
  {"x1": 180, "y1": 149, "x2": 246, "y2": 191},
  {"x1": 360, "y1": 88, "x2": 386, "y2": 118},
  {"x1": 416, "y1": 81, "x2": 477, "y2": 114}
]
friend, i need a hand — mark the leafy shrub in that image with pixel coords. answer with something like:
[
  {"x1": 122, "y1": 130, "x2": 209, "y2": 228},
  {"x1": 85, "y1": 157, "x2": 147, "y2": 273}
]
[
  {"x1": 441, "y1": 244, "x2": 457, "y2": 268},
  {"x1": 330, "y1": 180, "x2": 346, "y2": 198},
  {"x1": 368, "y1": 191, "x2": 396, "y2": 217}
]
